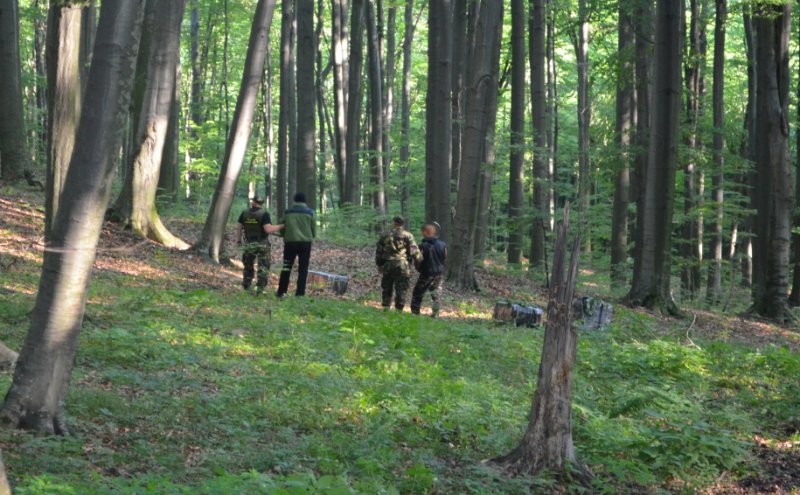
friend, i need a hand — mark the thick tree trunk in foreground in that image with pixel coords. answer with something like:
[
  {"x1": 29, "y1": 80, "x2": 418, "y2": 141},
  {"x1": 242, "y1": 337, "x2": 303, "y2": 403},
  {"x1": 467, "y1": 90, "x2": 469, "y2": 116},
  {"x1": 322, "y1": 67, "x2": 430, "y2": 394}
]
[
  {"x1": 529, "y1": 0, "x2": 547, "y2": 268},
  {"x1": 0, "y1": 0, "x2": 27, "y2": 181},
  {"x1": 344, "y1": 0, "x2": 365, "y2": 206},
  {"x1": 447, "y1": 0, "x2": 503, "y2": 290},
  {"x1": 296, "y1": 0, "x2": 316, "y2": 209},
  {"x1": 44, "y1": 2, "x2": 83, "y2": 238},
  {"x1": 707, "y1": 0, "x2": 726, "y2": 305},
  {"x1": 0, "y1": 1, "x2": 144, "y2": 435},
  {"x1": 508, "y1": 0, "x2": 525, "y2": 265},
  {"x1": 113, "y1": 0, "x2": 188, "y2": 248},
  {"x1": 751, "y1": 3, "x2": 793, "y2": 321},
  {"x1": 494, "y1": 206, "x2": 586, "y2": 480},
  {"x1": 627, "y1": 0, "x2": 683, "y2": 315},
  {"x1": 425, "y1": 0, "x2": 453, "y2": 242},
  {"x1": 195, "y1": 0, "x2": 277, "y2": 262},
  {"x1": 610, "y1": 3, "x2": 635, "y2": 284}
]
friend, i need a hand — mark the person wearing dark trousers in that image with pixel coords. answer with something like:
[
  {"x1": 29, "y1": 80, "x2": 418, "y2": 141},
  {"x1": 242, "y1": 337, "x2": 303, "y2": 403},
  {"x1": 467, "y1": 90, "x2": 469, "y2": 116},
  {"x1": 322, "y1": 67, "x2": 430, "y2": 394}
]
[
  {"x1": 277, "y1": 192, "x2": 316, "y2": 297},
  {"x1": 411, "y1": 222, "x2": 447, "y2": 317},
  {"x1": 236, "y1": 197, "x2": 283, "y2": 294}
]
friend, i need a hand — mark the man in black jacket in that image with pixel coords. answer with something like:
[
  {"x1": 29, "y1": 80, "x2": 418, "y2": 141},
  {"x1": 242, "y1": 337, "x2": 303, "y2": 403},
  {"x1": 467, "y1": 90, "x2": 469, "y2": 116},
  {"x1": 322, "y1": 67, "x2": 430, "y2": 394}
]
[{"x1": 411, "y1": 222, "x2": 447, "y2": 317}]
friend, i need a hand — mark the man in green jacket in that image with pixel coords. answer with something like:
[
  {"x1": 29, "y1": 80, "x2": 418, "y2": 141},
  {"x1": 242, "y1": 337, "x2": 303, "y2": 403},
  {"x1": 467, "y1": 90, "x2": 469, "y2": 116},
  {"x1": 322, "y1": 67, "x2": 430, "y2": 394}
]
[{"x1": 277, "y1": 192, "x2": 317, "y2": 297}]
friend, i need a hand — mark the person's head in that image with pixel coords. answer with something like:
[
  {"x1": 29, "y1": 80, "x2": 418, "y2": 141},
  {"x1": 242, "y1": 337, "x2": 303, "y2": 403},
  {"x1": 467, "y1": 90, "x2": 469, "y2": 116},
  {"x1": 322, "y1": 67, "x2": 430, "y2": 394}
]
[
  {"x1": 422, "y1": 222, "x2": 440, "y2": 238},
  {"x1": 391, "y1": 216, "x2": 405, "y2": 229},
  {"x1": 293, "y1": 192, "x2": 306, "y2": 204},
  {"x1": 250, "y1": 197, "x2": 264, "y2": 208}
]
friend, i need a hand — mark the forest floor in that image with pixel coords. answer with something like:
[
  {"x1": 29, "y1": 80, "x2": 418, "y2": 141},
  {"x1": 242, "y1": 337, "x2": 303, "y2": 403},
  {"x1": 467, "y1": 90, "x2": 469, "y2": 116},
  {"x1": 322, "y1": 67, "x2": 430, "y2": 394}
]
[{"x1": 1, "y1": 188, "x2": 799, "y2": 494}]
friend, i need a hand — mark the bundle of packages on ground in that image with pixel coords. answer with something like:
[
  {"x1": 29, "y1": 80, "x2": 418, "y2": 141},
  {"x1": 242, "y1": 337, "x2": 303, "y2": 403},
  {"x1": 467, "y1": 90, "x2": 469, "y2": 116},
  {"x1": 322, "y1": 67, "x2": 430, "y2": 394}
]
[
  {"x1": 307, "y1": 270, "x2": 349, "y2": 295},
  {"x1": 492, "y1": 301, "x2": 544, "y2": 328}
]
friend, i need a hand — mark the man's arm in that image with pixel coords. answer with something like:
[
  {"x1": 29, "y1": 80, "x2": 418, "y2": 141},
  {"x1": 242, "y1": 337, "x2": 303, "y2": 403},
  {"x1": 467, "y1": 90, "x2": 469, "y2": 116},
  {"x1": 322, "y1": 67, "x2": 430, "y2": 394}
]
[
  {"x1": 264, "y1": 224, "x2": 284, "y2": 234},
  {"x1": 310, "y1": 213, "x2": 317, "y2": 239},
  {"x1": 235, "y1": 223, "x2": 243, "y2": 245}
]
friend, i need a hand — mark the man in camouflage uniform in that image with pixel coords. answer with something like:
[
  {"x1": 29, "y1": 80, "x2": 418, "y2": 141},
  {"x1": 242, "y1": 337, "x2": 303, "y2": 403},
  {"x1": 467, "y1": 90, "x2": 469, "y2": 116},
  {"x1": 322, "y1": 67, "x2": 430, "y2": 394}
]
[
  {"x1": 411, "y1": 222, "x2": 447, "y2": 318},
  {"x1": 376, "y1": 216, "x2": 421, "y2": 311},
  {"x1": 236, "y1": 197, "x2": 283, "y2": 294}
]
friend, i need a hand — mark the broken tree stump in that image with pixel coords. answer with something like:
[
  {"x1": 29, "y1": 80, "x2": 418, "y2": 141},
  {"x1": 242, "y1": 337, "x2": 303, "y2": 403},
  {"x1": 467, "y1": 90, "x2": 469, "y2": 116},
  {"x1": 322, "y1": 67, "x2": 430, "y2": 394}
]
[{"x1": 493, "y1": 205, "x2": 591, "y2": 483}]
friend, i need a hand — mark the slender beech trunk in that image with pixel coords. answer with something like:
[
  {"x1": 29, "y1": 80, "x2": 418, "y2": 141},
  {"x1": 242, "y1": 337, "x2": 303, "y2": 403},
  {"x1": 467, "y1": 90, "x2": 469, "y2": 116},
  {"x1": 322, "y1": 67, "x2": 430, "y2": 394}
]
[
  {"x1": 344, "y1": 0, "x2": 365, "y2": 206},
  {"x1": 398, "y1": 0, "x2": 413, "y2": 217},
  {"x1": 331, "y1": 0, "x2": 348, "y2": 204},
  {"x1": 546, "y1": 0, "x2": 558, "y2": 225},
  {"x1": 611, "y1": 2, "x2": 635, "y2": 283},
  {"x1": 44, "y1": 2, "x2": 83, "y2": 238},
  {"x1": 0, "y1": 0, "x2": 27, "y2": 181},
  {"x1": 474, "y1": 104, "x2": 499, "y2": 263},
  {"x1": 195, "y1": 0, "x2": 278, "y2": 261},
  {"x1": 189, "y1": 0, "x2": 202, "y2": 127},
  {"x1": 707, "y1": 0, "x2": 726, "y2": 305},
  {"x1": 575, "y1": 0, "x2": 591, "y2": 254},
  {"x1": 529, "y1": 0, "x2": 547, "y2": 268},
  {"x1": 277, "y1": 0, "x2": 295, "y2": 215},
  {"x1": 425, "y1": 0, "x2": 453, "y2": 242},
  {"x1": 113, "y1": 0, "x2": 188, "y2": 248},
  {"x1": 79, "y1": 0, "x2": 95, "y2": 94},
  {"x1": 33, "y1": 0, "x2": 47, "y2": 156},
  {"x1": 383, "y1": 6, "x2": 395, "y2": 190},
  {"x1": 447, "y1": 0, "x2": 503, "y2": 290},
  {"x1": 508, "y1": 0, "x2": 526, "y2": 265},
  {"x1": 159, "y1": 63, "x2": 181, "y2": 199},
  {"x1": 791, "y1": 1, "x2": 800, "y2": 306},
  {"x1": 366, "y1": 0, "x2": 386, "y2": 216},
  {"x1": 0, "y1": 1, "x2": 144, "y2": 434},
  {"x1": 681, "y1": 0, "x2": 706, "y2": 297},
  {"x1": 296, "y1": 0, "x2": 316, "y2": 208},
  {"x1": 627, "y1": 0, "x2": 683, "y2": 315},
  {"x1": 751, "y1": 3, "x2": 793, "y2": 321},
  {"x1": 738, "y1": 12, "x2": 755, "y2": 288}
]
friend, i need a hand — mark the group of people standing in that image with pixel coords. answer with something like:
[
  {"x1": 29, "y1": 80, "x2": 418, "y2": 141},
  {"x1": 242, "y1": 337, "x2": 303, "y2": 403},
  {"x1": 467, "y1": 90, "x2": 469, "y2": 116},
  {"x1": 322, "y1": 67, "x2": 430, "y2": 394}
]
[{"x1": 235, "y1": 196, "x2": 447, "y2": 317}]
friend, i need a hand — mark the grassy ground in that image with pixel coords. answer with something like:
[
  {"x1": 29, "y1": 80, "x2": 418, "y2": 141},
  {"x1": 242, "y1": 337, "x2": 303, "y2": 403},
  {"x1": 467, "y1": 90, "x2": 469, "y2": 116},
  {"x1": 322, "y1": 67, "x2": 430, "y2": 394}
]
[{"x1": 1, "y1": 191, "x2": 799, "y2": 494}]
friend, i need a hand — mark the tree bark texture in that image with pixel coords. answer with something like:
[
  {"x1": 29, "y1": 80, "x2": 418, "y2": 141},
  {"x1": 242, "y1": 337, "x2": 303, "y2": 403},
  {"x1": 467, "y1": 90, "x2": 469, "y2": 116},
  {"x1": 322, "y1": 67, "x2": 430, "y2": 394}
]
[
  {"x1": 707, "y1": 0, "x2": 726, "y2": 305},
  {"x1": 627, "y1": 0, "x2": 683, "y2": 315},
  {"x1": 575, "y1": 0, "x2": 591, "y2": 254},
  {"x1": 195, "y1": 0, "x2": 277, "y2": 262},
  {"x1": 44, "y1": 1, "x2": 83, "y2": 238},
  {"x1": 331, "y1": 0, "x2": 348, "y2": 204},
  {"x1": 0, "y1": 0, "x2": 144, "y2": 434},
  {"x1": 366, "y1": 0, "x2": 385, "y2": 216},
  {"x1": 425, "y1": 0, "x2": 453, "y2": 242},
  {"x1": 751, "y1": 3, "x2": 793, "y2": 321},
  {"x1": 0, "y1": 0, "x2": 27, "y2": 181},
  {"x1": 344, "y1": 0, "x2": 365, "y2": 206},
  {"x1": 398, "y1": 0, "x2": 413, "y2": 217},
  {"x1": 277, "y1": 0, "x2": 296, "y2": 215},
  {"x1": 450, "y1": 0, "x2": 467, "y2": 196},
  {"x1": 296, "y1": 0, "x2": 317, "y2": 209},
  {"x1": 446, "y1": 0, "x2": 503, "y2": 291}
]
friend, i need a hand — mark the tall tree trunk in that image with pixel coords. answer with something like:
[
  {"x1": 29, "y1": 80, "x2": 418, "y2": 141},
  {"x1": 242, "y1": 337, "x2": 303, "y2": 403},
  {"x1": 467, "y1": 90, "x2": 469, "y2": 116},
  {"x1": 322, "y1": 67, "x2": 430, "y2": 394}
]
[
  {"x1": 529, "y1": 0, "x2": 547, "y2": 268},
  {"x1": 545, "y1": 0, "x2": 558, "y2": 228},
  {"x1": 44, "y1": 1, "x2": 82, "y2": 238},
  {"x1": 277, "y1": 0, "x2": 296, "y2": 215},
  {"x1": 158, "y1": 63, "x2": 181, "y2": 199},
  {"x1": 398, "y1": 0, "x2": 413, "y2": 217},
  {"x1": 189, "y1": 0, "x2": 202, "y2": 127},
  {"x1": 33, "y1": 0, "x2": 47, "y2": 157},
  {"x1": 493, "y1": 206, "x2": 587, "y2": 480},
  {"x1": 508, "y1": 0, "x2": 526, "y2": 265},
  {"x1": 575, "y1": 0, "x2": 591, "y2": 254},
  {"x1": 0, "y1": 1, "x2": 144, "y2": 434},
  {"x1": 474, "y1": 105, "x2": 498, "y2": 263},
  {"x1": 450, "y1": 0, "x2": 467, "y2": 196},
  {"x1": 425, "y1": 0, "x2": 453, "y2": 242},
  {"x1": 738, "y1": 12, "x2": 755, "y2": 288},
  {"x1": 446, "y1": 0, "x2": 503, "y2": 290},
  {"x1": 0, "y1": 0, "x2": 27, "y2": 181},
  {"x1": 331, "y1": 0, "x2": 348, "y2": 205},
  {"x1": 751, "y1": 2, "x2": 793, "y2": 321},
  {"x1": 113, "y1": 0, "x2": 188, "y2": 248},
  {"x1": 382, "y1": 5, "x2": 395, "y2": 194},
  {"x1": 195, "y1": 0, "x2": 278, "y2": 262},
  {"x1": 366, "y1": 0, "x2": 385, "y2": 216},
  {"x1": 344, "y1": 0, "x2": 365, "y2": 206},
  {"x1": 791, "y1": 2, "x2": 800, "y2": 306},
  {"x1": 627, "y1": 0, "x2": 683, "y2": 315},
  {"x1": 611, "y1": 2, "x2": 635, "y2": 283},
  {"x1": 631, "y1": 0, "x2": 653, "y2": 293},
  {"x1": 707, "y1": 0, "x2": 726, "y2": 305},
  {"x1": 296, "y1": 0, "x2": 317, "y2": 208},
  {"x1": 681, "y1": 0, "x2": 706, "y2": 298}
]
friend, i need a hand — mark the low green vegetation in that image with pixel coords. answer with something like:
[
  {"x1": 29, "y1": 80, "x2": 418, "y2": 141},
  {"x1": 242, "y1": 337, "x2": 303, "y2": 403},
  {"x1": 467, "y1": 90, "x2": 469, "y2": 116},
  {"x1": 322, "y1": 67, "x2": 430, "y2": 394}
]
[{"x1": 1, "y1": 239, "x2": 798, "y2": 493}]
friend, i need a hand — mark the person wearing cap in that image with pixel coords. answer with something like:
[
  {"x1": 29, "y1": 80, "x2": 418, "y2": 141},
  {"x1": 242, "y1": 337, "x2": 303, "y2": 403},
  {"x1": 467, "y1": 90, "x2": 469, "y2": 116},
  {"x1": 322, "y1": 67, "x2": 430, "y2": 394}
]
[
  {"x1": 411, "y1": 222, "x2": 448, "y2": 317},
  {"x1": 236, "y1": 197, "x2": 283, "y2": 294},
  {"x1": 375, "y1": 216, "x2": 422, "y2": 311},
  {"x1": 276, "y1": 192, "x2": 317, "y2": 297}
]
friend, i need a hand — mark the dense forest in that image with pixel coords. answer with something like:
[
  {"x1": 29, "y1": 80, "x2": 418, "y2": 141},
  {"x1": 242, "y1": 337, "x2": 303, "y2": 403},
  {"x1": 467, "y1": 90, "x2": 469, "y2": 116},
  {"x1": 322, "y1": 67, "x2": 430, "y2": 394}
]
[{"x1": 1, "y1": 0, "x2": 800, "y2": 493}]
